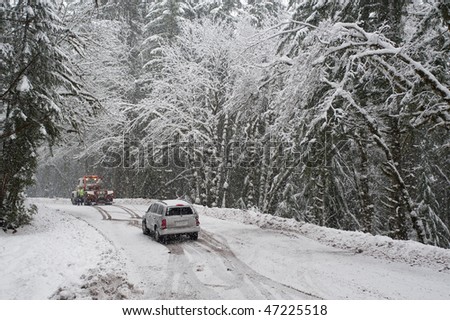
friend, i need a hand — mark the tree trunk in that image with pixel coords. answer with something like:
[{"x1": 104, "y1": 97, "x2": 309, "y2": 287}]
[{"x1": 356, "y1": 133, "x2": 375, "y2": 234}]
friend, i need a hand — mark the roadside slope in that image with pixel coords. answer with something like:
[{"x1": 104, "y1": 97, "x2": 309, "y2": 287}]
[
  {"x1": 0, "y1": 199, "x2": 141, "y2": 299},
  {"x1": 196, "y1": 205, "x2": 450, "y2": 273}
]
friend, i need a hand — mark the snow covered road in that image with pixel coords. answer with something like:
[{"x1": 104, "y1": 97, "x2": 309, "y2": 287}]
[{"x1": 1, "y1": 198, "x2": 449, "y2": 300}]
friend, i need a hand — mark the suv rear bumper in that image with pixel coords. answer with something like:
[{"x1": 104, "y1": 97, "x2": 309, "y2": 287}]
[{"x1": 160, "y1": 226, "x2": 200, "y2": 236}]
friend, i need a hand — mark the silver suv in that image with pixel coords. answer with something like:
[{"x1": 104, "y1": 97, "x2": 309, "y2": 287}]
[{"x1": 142, "y1": 200, "x2": 200, "y2": 242}]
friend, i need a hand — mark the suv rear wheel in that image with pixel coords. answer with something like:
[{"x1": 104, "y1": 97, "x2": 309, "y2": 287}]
[
  {"x1": 142, "y1": 220, "x2": 150, "y2": 235},
  {"x1": 154, "y1": 228, "x2": 164, "y2": 243}
]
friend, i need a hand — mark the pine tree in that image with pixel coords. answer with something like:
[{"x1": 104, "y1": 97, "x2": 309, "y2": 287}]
[
  {"x1": 246, "y1": 0, "x2": 282, "y2": 27},
  {"x1": 193, "y1": 0, "x2": 242, "y2": 23},
  {"x1": 141, "y1": 0, "x2": 195, "y2": 68},
  {"x1": 0, "y1": 0, "x2": 98, "y2": 231}
]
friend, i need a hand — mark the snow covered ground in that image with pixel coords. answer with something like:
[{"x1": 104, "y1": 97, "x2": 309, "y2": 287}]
[
  {"x1": 0, "y1": 199, "x2": 141, "y2": 300},
  {"x1": 1, "y1": 198, "x2": 449, "y2": 300},
  {"x1": 195, "y1": 205, "x2": 450, "y2": 272}
]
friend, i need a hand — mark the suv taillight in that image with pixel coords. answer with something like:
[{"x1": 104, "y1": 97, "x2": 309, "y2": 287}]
[
  {"x1": 161, "y1": 219, "x2": 167, "y2": 229},
  {"x1": 196, "y1": 217, "x2": 200, "y2": 226}
]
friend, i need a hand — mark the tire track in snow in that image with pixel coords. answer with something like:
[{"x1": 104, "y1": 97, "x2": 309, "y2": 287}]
[
  {"x1": 145, "y1": 231, "x2": 322, "y2": 299},
  {"x1": 91, "y1": 204, "x2": 322, "y2": 299},
  {"x1": 57, "y1": 210, "x2": 143, "y2": 300},
  {"x1": 196, "y1": 230, "x2": 324, "y2": 299},
  {"x1": 158, "y1": 241, "x2": 220, "y2": 299},
  {"x1": 112, "y1": 204, "x2": 142, "y2": 219},
  {"x1": 92, "y1": 205, "x2": 111, "y2": 220},
  {"x1": 184, "y1": 238, "x2": 269, "y2": 298},
  {"x1": 92, "y1": 205, "x2": 141, "y2": 227}
]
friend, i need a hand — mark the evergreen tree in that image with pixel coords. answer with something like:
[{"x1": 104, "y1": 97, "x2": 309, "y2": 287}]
[
  {"x1": 0, "y1": 0, "x2": 98, "y2": 231},
  {"x1": 193, "y1": 0, "x2": 242, "y2": 23},
  {"x1": 141, "y1": 0, "x2": 195, "y2": 67},
  {"x1": 245, "y1": 0, "x2": 282, "y2": 27}
]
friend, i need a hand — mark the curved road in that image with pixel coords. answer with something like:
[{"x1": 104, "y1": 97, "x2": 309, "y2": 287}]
[
  {"x1": 44, "y1": 200, "x2": 450, "y2": 299},
  {"x1": 88, "y1": 203, "x2": 316, "y2": 299}
]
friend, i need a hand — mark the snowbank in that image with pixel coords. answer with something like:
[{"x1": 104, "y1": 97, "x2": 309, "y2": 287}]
[
  {"x1": 195, "y1": 205, "x2": 450, "y2": 273},
  {"x1": 50, "y1": 249, "x2": 142, "y2": 300},
  {"x1": 0, "y1": 201, "x2": 141, "y2": 299},
  {"x1": 114, "y1": 198, "x2": 154, "y2": 206}
]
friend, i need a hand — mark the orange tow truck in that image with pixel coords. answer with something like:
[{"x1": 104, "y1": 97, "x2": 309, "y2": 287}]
[{"x1": 71, "y1": 175, "x2": 114, "y2": 205}]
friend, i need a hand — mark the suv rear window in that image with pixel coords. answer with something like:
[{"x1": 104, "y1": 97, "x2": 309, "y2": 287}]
[
  {"x1": 157, "y1": 204, "x2": 165, "y2": 215},
  {"x1": 166, "y1": 207, "x2": 193, "y2": 216},
  {"x1": 148, "y1": 203, "x2": 158, "y2": 213}
]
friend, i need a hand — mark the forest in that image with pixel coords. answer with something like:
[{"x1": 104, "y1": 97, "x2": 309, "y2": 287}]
[{"x1": 1, "y1": 0, "x2": 449, "y2": 248}]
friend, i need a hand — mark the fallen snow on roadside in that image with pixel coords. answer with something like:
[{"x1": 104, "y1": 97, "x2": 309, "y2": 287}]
[
  {"x1": 0, "y1": 200, "x2": 141, "y2": 300},
  {"x1": 51, "y1": 249, "x2": 142, "y2": 300},
  {"x1": 195, "y1": 206, "x2": 450, "y2": 273},
  {"x1": 114, "y1": 198, "x2": 155, "y2": 206}
]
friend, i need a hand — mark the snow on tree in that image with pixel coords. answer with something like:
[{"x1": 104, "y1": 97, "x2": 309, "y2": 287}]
[
  {"x1": 131, "y1": 18, "x2": 242, "y2": 205},
  {"x1": 244, "y1": 0, "x2": 283, "y2": 27},
  {"x1": 192, "y1": 0, "x2": 250, "y2": 24},
  {"x1": 0, "y1": 0, "x2": 98, "y2": 231},
  {"x1": 141, "y1": 0, "x2": 195, "y2": 70},
  {"x1": 21, "y1": 0, "x2": 450, "y2": 248},
  {"x1": 269, "y1": 0, "x2": 449, "y2": 245},
  {"x1": 29, "y1": 3, "x2": 142, "y2": 200}
]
